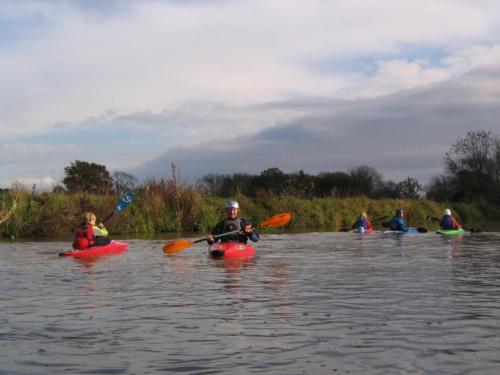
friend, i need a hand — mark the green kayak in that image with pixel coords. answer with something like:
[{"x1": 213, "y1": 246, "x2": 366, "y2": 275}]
[{"x1": 436, "y1": 228, "x2": 465, "y2": 236}]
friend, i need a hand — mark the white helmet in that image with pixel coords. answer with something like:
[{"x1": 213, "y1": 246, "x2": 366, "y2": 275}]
[
  {"x1": 444, "y1": 208, "x2": 451, "y2": 216},
  {"x1": 226, "y1": 200, "x2": 239, "y2": 209}
]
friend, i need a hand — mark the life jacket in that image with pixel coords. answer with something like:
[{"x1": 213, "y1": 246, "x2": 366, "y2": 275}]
[
  {"x1": 389, "y1": 217, "x2": 405, "y2": 231},
  {"x1": 73, "y1": 224, "x2": 95, "y2": 250},
  {"x1": 440, "y1": 216, "x2": 461, "y2": 230},
  {"x1": 366, "y1": 218, "x2": 373, "y2": 230},
  {"x1": 219, "y1": 217, "x2": 247, "y2": 243},
  {"x1": 353, "y1": 217, "x2": 372, "y2": 230},
  {"x1": 353, "y1": 217, "x2": 364, "y2": 229}
]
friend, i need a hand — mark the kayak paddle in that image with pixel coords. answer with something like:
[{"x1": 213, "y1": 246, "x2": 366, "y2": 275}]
[
  {"x1": 163, "y1": 211, "x2": 293, "y2": 254},
  {"x1": 102, "y1": 191, "x2": 135, "y2": 224},
  {"x1": 372, "y1": 215, "x2": 389, "y2": 223}
]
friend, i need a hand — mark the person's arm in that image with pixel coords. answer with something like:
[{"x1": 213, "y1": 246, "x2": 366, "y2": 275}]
[
  {"x1": 93, "y1": 224, "x2": 108, "y2": 237},
  {"x1": 207, "y1": 221, "x2": 223, "y2": 245},
  {"x1": 248, "y1": 231, "x2": 259, "y2": 242},
  {"x1": 400, "y1": 218, "x2": 407, "y2": 231},
  {"x1": 242, "y1": 219, "x2": 259, "y2": 242},
  {"x1": 439, "y1": 217, "x2": 446, "y2": 228}
]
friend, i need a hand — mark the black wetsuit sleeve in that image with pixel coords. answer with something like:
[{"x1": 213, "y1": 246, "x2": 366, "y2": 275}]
[
  {"x1": 241, "y1": 219, "x2": 259, "y2": 242},
  {"x1": 207, "y1": 220, "x2": 224, "y2": 245}
]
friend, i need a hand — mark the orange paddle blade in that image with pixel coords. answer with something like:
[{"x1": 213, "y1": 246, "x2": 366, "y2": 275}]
[
  {"x1": 259, "y1": 212, "x2": 293, "y2": 227},
  {"x1": 163, "y1": 239, "x2": 194, "y2": 254}
]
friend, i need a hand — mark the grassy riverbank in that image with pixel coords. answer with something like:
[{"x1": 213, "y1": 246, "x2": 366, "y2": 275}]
[{"x1": 0, "y1": 187, "x2": 489, "y2": 239}]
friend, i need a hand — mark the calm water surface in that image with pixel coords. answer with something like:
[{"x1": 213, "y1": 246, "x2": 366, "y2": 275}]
[{"x1": 1, "y1": 232, "x2": 500, "y2": 374}]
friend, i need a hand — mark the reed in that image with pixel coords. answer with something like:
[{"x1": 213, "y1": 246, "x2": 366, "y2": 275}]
[{"x1": 0, "y1": 187, "x2": 490, "y2": 238}]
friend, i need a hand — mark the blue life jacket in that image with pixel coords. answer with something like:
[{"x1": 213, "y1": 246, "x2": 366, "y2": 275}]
[
  {"x1": 440, "y1": 216, "x2": 456, "y2": 230},
  {"x1": 354, "y1": 217, "x2": 367, "y2": 229},
  {"x1": 389, "y1": 217, "x2": 406, "y2": 231}
]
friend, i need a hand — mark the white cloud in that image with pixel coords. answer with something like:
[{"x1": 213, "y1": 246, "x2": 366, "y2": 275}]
[
  {"x1": 0, "y1": 0, "x2": 498, "y2": 140},
  {"x1": 12, "y1": 177, "x2": 57, "y2": 192},
  {"x1": 344, "y1": 59, "x2": 451, "y2": 98},
  {"x1": 442, "y1": 45, "x2": 500, "y2": 74}
]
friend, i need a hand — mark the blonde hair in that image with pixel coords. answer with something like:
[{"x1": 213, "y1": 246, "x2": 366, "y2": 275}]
[
  {"x1": 83, "y1": 212, "x2": 96, "y2": 224},
  {"x1": 361, "y1": 212, "x2": 367, "y2": 219}
]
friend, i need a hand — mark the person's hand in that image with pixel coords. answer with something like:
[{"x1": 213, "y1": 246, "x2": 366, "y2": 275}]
[
  {"x1": 98, "y1": 222, "x2": 104, "y2": 229},
  {"x1": 207, "y1": 234, "x2": 214, "y2": 242},
  {"x1": 244, "y1": 224, "x2": 253, "y2": 234}
]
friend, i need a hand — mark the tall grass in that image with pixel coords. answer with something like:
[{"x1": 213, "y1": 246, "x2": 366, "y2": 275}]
[{"x1": 0, "y1": 180, "x2": 491, "y2": 239}]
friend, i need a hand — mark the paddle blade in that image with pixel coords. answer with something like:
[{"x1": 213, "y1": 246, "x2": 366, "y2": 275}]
[
  {"x1": 468, "y1": 227, "x2": 482, "y2": 233},
  {"x1": 116, "y1": 191, "x2": 134, "y2": 212},
  {"x1": 163, "y1": 240, "x2": 194, "y2": 254},
  {"x1": 259, "y1": 212, "x2": 293, "y2": 227}
]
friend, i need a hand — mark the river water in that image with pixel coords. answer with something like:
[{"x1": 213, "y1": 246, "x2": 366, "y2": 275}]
[{"x1": 1, "y1": 231, "x2": 500, "y2": 375}]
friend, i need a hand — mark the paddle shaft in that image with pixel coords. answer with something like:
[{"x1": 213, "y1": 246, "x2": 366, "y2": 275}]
[
  {"x1": 202, "y1": 213, "x2": 290, "y2": 242},
  {"x1": 372, "y1": 215, "x2": 388, "y2": 223},
  {"x1": 192, "y1": 229, "x2": 241, "y2": 244},
  {"x1": 102, "y1": 211, "x2": 115, "y2": 224}
]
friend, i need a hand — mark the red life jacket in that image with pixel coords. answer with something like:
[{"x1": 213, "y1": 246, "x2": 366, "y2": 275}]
[
  {"x1": 73, "y1": 224, "x2": 95, "y2": 250},
  {"x1": 451, "y1": 217, "x2": 462, "y2": 229}
]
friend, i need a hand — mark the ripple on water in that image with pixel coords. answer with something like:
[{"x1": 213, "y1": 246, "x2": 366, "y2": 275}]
[{"x1": 1, "y1": 234, "x2": 500, "y2": 374}]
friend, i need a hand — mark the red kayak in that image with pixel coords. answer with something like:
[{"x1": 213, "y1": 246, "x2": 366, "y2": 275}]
[
  {"x1": 59, "y1": 240, "x2": 128, "y2": 259},
  {"x1": 208, "y1": 242, "x2": 256, "y2": 260},
  {"x1": 353, "y1": 227, "x2": 373, "y2": 233}
]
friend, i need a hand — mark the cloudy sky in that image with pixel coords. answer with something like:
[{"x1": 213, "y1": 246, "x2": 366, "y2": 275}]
[{"x1": 2, "y1": 0, "x2": 500, "y2": 189}]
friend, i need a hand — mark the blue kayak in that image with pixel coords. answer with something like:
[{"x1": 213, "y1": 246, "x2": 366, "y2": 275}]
[{"x1": 382, "y1": 227, "x2": 424, "y2": 234}]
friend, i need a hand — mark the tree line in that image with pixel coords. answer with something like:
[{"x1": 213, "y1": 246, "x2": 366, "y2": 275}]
[
  {"x1": 199, "y1": 167, "x2": 422, "y2": 200},
  {"x1": 57, "y1": 161, "x2": 422, "y2": 200},
  {"x1": 52, "y1": 130, "x2": 499, "y2": 207}
]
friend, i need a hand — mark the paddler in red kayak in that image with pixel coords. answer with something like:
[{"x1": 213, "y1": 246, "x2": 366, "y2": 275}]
[
  {"x1": 440, "y1": 208, "x2": 461, "y2": 230},
  {"x1": 73, "y1": 212, "x2": 111, "y2": 250},
  {"x1": 207, "y1": 200, "x2": 259, "y2": 245},
  {"x1": 351, "y1": 212, "x2": 373, "y2": 232}
]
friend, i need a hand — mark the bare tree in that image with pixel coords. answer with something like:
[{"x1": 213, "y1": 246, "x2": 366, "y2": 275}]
[{"x1": 112, "y1": 171, "x2": 138, "y2": 195}]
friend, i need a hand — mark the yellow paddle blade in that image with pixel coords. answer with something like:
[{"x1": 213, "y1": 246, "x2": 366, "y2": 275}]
[
  {"x1": 163, "y1": 240, "x2": 194, "y2": 254},
  {"x1": 259, "y1": 212, "x2": 293, "y2": 227}
]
